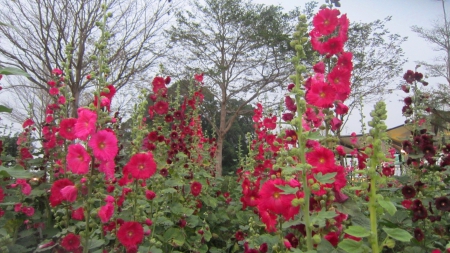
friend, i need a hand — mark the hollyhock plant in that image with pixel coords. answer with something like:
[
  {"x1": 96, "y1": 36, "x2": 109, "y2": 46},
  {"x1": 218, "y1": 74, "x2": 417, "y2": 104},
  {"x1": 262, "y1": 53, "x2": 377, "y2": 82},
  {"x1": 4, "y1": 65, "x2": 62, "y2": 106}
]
[
  {"x1": 190, "y1": 181, "x2": 202, "y2": 197},
  {"x1": 61, "y1": 233, "x2": 81, "y2": 251}
]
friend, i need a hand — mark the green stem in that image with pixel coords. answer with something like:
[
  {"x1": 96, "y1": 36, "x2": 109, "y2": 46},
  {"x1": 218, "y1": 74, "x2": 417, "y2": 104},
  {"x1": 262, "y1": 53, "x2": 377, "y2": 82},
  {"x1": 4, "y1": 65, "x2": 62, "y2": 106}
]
[{"x1": 368, "y1": 174, "x2": 379, "y2": 253}]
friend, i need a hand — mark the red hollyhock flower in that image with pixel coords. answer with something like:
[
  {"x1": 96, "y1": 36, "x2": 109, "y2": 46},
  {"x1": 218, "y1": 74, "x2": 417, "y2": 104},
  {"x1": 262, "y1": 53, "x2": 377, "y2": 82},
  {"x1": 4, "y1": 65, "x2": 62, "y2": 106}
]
[
  {"x1": 59, "y1": 118, "x2": 77, "y2": 140},
  {"x1": 257, "y1": 179, "x2": 298, "y2": 219},
  {"x1": 154, "y1": 100, "x2": 169, "y2": 115},
  {"x1": 117, "y1": 221, "x2": 144, "y2": 249},
  {"x1": 66, "y1": 144, "x2": 91, "y2": 175},
  {"x1": 88, "y1": 130, "x2": 118, "y2": 162},
  {"x1": 145, "y1": 190, "x2": 156, "y2": 200},
  {"x1": 312, "y1": 8, "x2": 340, "y2": 35},
  {"x1": 403, "y1": 70, "x2": 415, "y2": 84},
  {"x1": 125, "y1": 152, "x2": 157, "y2": 180},
  {"x1": 401, "y1": 199, "x2": 413, "y2": 209},
  {"x1": 190, "y1": 181, "x2": 202, "y2": 197},
  {"x1": 22, "y1": 118, "x2": 34, "y2": 128},
  {"x1": 49, "y1": 179, "x2": 74, "y2": 207},
  {"x1": 330, "y1": 117, "x2": 342, "y2": 131},
  {"x1": 313, "y1": 61, "x2": 325, "y2": 74},
  {"x1": 335, "y1": 102, "x2": 349, "y2": 115},
  {"x1": 152, "y1": 76, "x2": 167, "y2": 96},
  {"x1": 305, "y1": 80, "x2": 336, "y2": 108},
  {"x1": 74, "y1": 108, "x2": 97, "y2": 140},
  {"x1": 259, "y1": 209, "x2": 277, "y2": 232},
  {"x1": 49, "y1": 87, "x2": 59, "y2": 95},
  {"x1": 337, "y1": 52, "x2": 353, "y2": 70},
  {"x1": 20, "y1": 147, "x2": 33, "y2": 159},
  {"x1": 194, "y1": 73, "x2": 204, "y2": 82},
  {"x1": 306, "y1": 146, "x2": 335, "y2": 168},
  {"x1": 263, "y1": 116, "x2": 277, "y2": 130},
  {"x1": 414, "y1": 227, "x2": 424, "y2": 241},
  {"x1": 61, "y1": 233, "x2": 81, "y2": 251}
]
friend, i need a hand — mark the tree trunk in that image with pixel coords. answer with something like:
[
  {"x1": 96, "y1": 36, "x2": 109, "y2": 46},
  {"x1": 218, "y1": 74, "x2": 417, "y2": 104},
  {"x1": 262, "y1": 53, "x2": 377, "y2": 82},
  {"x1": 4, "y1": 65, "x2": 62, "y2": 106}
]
[{"x1": 215, "y1": 133, "x2": 224, "y2": 177}]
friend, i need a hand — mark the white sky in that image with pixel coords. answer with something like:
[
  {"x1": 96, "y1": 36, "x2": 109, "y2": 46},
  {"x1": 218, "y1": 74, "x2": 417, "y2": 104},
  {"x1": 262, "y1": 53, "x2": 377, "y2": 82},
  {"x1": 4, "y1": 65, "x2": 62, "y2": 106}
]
[{"x1": 254, "y1": 0, "x2": 446, "y2": 134}]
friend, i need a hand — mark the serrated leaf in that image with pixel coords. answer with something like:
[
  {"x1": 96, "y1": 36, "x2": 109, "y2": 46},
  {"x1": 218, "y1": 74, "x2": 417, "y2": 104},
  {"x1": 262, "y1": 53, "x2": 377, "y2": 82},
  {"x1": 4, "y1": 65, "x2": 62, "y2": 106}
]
[
  {"x1": 88, "y1": 239, "x2": 105, "y2": 250},
  {"x1": 149, "y1": 246, "x2": 163, "y2": 253},
  {"x1": 311, "y1": 209, "x2": 338, "y2": 228},
  {"x1": 275, "y1": 184, "x2": 297, "y2": 195},
  {"x1": 344, "y1": 226, "x2": 370, "y2": 237},
  {"x1": 0, "y1": 67, "x2": 29, "y2": 77},
  {"x1": 338, "y1": 239, "x2": 363, "y2": 253},
  {"x1": 383, "y1": 227, "x2": 413, "y2": 242},
  {"x1": 307, "y1": 131, "x2": 324, "y2": 140},
  {"x1": 378, "y1": 199, "x2": 397, "y2": 216},
  {"x1": 314, "y1": 172, "x2": 337, "y2": 184},
  {"x1": 0, "y1": 105, "x2": 12, "y2": 113}
]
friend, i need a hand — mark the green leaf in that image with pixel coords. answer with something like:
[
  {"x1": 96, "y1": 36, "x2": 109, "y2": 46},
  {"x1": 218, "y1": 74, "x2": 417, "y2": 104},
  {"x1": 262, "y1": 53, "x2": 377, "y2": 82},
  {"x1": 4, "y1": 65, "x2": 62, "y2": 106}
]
[
  {"x1": 290, "y1": 248, "x2": 304, "y2": 253},
  {"x1": 0, "y1": 67, "x2": 30, "y2": 77},
  {"x1": 311, "y1": 209, "x2": 338, "y2": 228},
  {"x1": 307, "y1": 131, "x2": 324, "y2": 140},
  {"x1": 170, "y1": 202, "x2": 194, "y2": 216},
  {"x1": 382, "y1": 227, "x2": 413, "y2": 242},
  {"x1": 338, "y1": 239, "x2": 363, "y2": 253},
  {"x1": 344, "y1": 226, "x2": 370, "y2": 238},
  {"x1": 275, "y1": 184, "x2": 298, "y2": 195},
  {"x1": 163, "y1": 228, "x2": 185, "y2": 246},
  {"x1": 88, "y1": 239, "x2": 105, "y2": 250},
  {"x1": 317, "y1": 239, "x2": 336, "y2": 252},
  {"x1": 160, "y1": 188, "x2": 178, "y2": 194},
  {"x1": 201, "y1": 195, "x2": 218, "y2": 208},
  {"x1": 314, "y1": 172, "x2": 337, "y2": 184},
  {"x1": 0, "y1": 165, "x2": 45, "y2": 179},
  {"x1": 378, "y1": 199, "x2": 397, "y2": 215},
  {"x1": 165, "y1": 178, "x2": 184, "y2": 187},
  {"x1": 0, "y1": 105, "x2": 12, "y2": 113},
  {"x1": 149, "y1": 246, "x2": 163, "y2": 253}
]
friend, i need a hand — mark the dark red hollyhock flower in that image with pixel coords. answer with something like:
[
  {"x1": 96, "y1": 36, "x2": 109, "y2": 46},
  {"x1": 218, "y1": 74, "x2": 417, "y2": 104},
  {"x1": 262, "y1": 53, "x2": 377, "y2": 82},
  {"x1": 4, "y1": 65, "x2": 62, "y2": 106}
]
[
  {"x1": 443, "y1": 144, "x2": 450, "y2": 154},
  {"x1": 282, "y1": 113, "x2": 294, "y2": 122},
  {"x1": 49, "y1": 179, "x2": 75, "y2": 207},
  {"x1": 414, "y1": 72, "x2": 423, "y2": 81},
  {"x1": 404, "y1": 97, "x2": 412, "y2": 106},
  {"x1": 401, "y1": 185, "x2": 416, "y2": 199},
  {"x1": 60, "y1": 233, "x2": 81, "y2": 251},
  {"x1": 435, "y1": 196, "x2": 450, "y2": 211},
  {"x1": 422, "y1": 144, "x2": 436, "y2": 158},
  {"x1": 178, "y1": 219, "x2": 187, "y2": 228},
  {"x1": 401, "y1": 84, "x2": 410, "y2": 93},
  {"x1": 259, "y1": 243, "x2": 268, "y2": 253},
  {"x1": 414, "y1": 227, "x2": 424, "y2": 241},
  {"x1": 285, "y1": 233, "x2": 299, "y2": 248},
  {"x1": 235, "y1": 230, "x2": 245, "y2": 241},
  {"x1": 159, "y1": 168, "x2": 168, "y2": 177},
  {"x1": 413, "y1": 206, "x2": 428, "y2": 221},
  {"x1": 287, "y1": 83, "x2": 295, "y2": 91},
  {"x1": 403, "y1": 70, "x2": 415, "y2": 84},
  {"x1": 402, "y1": 140, "x2": 413, "y2": 154},
  {"x1": 402, "y1": 105, "x2": 413, "y2": 116},
  {"x1": 414, "y1": 181, "x2": 425, "y2": 191},
  {"x1": 190, "y1": 181, "x2": 202, "y2": 197},
  {"x1": 117, "y1": 221, "x2": 144, "y2": 249}
]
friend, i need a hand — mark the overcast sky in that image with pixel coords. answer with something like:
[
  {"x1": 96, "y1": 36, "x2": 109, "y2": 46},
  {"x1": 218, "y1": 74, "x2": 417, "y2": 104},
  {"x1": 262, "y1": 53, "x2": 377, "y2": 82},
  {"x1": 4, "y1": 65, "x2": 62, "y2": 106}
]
[{"x1": 254, "y1": 0, "x2": 446, "y2": 134}]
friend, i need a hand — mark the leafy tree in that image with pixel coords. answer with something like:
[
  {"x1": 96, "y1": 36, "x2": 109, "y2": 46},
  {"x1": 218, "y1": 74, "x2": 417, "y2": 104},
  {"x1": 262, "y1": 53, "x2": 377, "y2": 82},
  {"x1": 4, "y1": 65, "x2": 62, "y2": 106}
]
[
  {"x1": 167, "y1": 0, "x2": 298, "y2": 176},
  {"x1": 0, "y1": 0, "x2": 178, "y2": 119}
]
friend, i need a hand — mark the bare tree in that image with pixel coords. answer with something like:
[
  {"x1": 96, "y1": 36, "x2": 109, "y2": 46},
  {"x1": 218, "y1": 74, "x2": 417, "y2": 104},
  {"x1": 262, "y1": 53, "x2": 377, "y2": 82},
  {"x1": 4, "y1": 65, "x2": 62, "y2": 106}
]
[
  {"x1": 0, "y1": 0, "x2": 180, "y2": 117},
  {"x1": 167, "y1": 0, "x2": 298, "y2": 176},
  {"x1": 411, "y1": 0, "x2": 450, "y2": 85}
]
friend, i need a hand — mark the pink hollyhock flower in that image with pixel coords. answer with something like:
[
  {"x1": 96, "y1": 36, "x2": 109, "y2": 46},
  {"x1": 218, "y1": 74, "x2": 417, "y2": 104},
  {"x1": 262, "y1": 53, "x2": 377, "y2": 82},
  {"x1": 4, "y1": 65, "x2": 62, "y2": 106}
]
[
  {"x1": 322, "y1": 36, "x2": 345, "y2": 55},
  {"x1": 154, "y1": 101, "x2": 169, "y2": 115},
  {"x1": 312, "y1": 8, "x2": 340, "y2": 35},
  {"x1": 190, "y1": 181, "x2": 202, "y2": 197},
  {"x1": 60, "y1": 185, "x2": 78, "y2": 203},
  {"x1": 313, "y1": 61, "x2": 325, "y2": 74},
  {"x1": 263, "y1": 116, "x2": 277, "y2": 130},
  {"x1": 145, "y1": 190, "x2": 156, "y2": 200},
  {"x1": 335, "y1": 102, "x2": 349, "y2": 115},
  {"x1": 337, "y1": 52, "x2": 353, "y2": 70},
  {"x1": 99, "y1": 159, "x2": 115, "y2": 179},
  {"x1": 22, "y1": 118, "x2": 34, "y2": 128},
  {"x1": 284, "y1": 96, "x2": 297, "y2": 112},
  {"x1": 306, "y1": 146, "x2": 335, "y2": 168},
  {"x1": 49, "y1": 179, "x2": 74, "y2": 207},
  {"x1": 257, "y1": 179, "x2": 298, "y2": 220},
  {"x1": 98, "y1": 203, "x2": 114, "y2": 223},
  {"x1": 14, "y1": 203, "x2": 22, "y2": 212},
  {"x1": 330, "y1": 117, "x2": 342, "y2": 131},
  {"x1": 71, "y1": 207, "x2": 84, "y2": 220},
  {"x1": 125, "y1": 152, "x2": 157, "y2": 180},
  {"x1": 283, "y1": 239, "x2": 292, "y2": 249},
  {"x1": 52, "y1": 68, "x2": 63, "y2": 75},
  {"x1": 305, "y1": 80, "x2": 336, "y2": 108},
  {"x1": 47, "y1": 80, "x2": 56, "y2": 87},
  {"x1": 16, "y1": 179, "x2": 32, "y2": 196},
  {"x1": 105, "y1": 195, "x2": 115, "y2": 203},
  {"x1": 74, "y1": 108, "x2": 97, "y2": 140},
  {"x1": 336, "y1": 145, "x2": 346, "y2": 156},
  {"x1": 21, "y1": 206, "x2": 35, "y2": 216},
  {"x1": 194, "y1": 73, "x2": 204, "y2": 82},
  {"x1": 59, "y1": 118, "x2": 77, "y2": 140},
  {"x1": 49, "y1": 87, "x2": 59, "y2": 95},
  {"x1": 88, "y1": 130, "x2": 118, "y2": 162},
  {"x1": 66, "y1": 144, "x2": 91, "y2": 174},
  {"x1": 58, "y1": 96, "x2": 66, "y2": 104}
]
